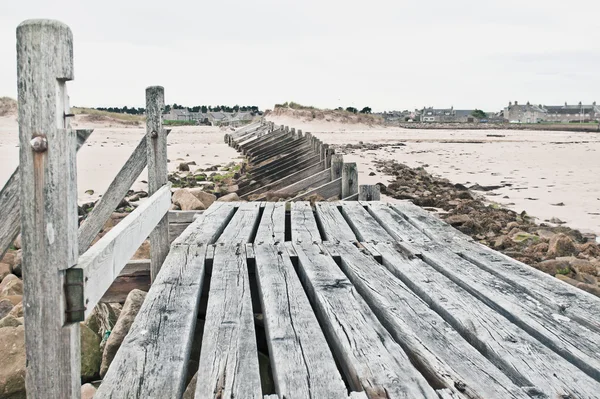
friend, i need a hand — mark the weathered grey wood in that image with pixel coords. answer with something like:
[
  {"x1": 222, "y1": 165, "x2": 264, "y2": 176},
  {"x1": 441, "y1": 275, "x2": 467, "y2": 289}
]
[
  {"x1": 254, "y1": 207, "x2": 347, "y2": 398},
  {"x1": 358, "y1": 185, "x2": 380, "y2": 201},
  {"x1": 290, "y1": 202, "x2": 321, "y2": 244},
  {"x1": 382, "y1": 202, "x2": 600, "y2": 381},
  {"x1": 216, "y1": 202, "x2": 262, "y2": 244},
  {"x1": 342, "y1": 193, "x2": 359, "y2": 201},
  {"x1": 367, "y1": 241, "x2": 600, "y2": 398},
  {"x1": 228, "y1": 121, "x2": 262, "y2": 139},
  {"x1": 291, "y1": 177, "x2": 341, "y2": 201},
  {"x1": 331, "y1": 154, "x2": 344, "y2": 180},
  {"x1": 146, "y1": 86, "x2": 170, "y2": 281},
  {"x1": 251, "y1": 138, "x2": 310, "y2": 165},
  {"x1": 240, "y1": 129, "x2": 288, "y2": 153},
  {"x1": 168, "y1": 210, "x2": 203, "y2": 223},
  {"x1": 173, "y1": 202, "x2": 236, "y2": 245},
  {"x1": 241, "y1": 161, "x2": 325, "y2": 198},
  {"x1": 274, "y1": 168, "x2": 331, "y2": 196},
  {"x1": 95, "y1": 243, "x2": 207, "y2": 399},
  {"x1": 17, "y1": 19, "x2": 80, "y2": 399},
  {"x1": 327, "y1": 242, "x2": 532, "y2": 398},
  {"x1": 292, "y1": 241, "x2": 438, "y2": 398},
  {"x1": 341, "y1": 162, "x2": 358, "y2": 198},
  {"x1": 195, "y1": 244, "x2": 262, "y2": 399},
  {"x1": 0, "y1": 129, "x2": 93, "y2": 260},
  {"x1": 339, "y1": 201, "x2": 392, "y2": 242},
  {"x1": 76, "y1": 185, "x2": 171, "y2": 319},
  {"x1": 235, "y1": 126, "x2": 275, "y2": 149},
  {"x1": 247, "y1": 133, "x2": 296, "y2": 156},
  {"x1": 78, "y1": 129, "x2": 171, "y2": 254},
  {"x1": 254, "y1": 243, "x2": 347, "y2": 398},
  {"x1": 255, "y1": 202, "x2": 286, "y2": 243},
  {"x1": 249, "y1": 146, "x2": 315, "y2": 175},
  {"x1": 169, "y1": 223, "x2": 190, "y2": 243},
  {"x1": 314, "y1": 202, "x2": 356, "y2": 243}
]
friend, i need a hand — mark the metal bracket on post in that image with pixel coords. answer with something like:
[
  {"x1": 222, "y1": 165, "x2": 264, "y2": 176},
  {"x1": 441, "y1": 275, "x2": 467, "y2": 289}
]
[{"x1": 64, "y1": 268, "x2": 85, "y2": 323}]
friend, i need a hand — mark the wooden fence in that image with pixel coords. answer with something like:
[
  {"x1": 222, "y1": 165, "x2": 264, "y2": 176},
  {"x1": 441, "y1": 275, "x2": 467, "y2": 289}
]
[{"x1": 0, "y1": 19, "x2": 173, "y2": 398}]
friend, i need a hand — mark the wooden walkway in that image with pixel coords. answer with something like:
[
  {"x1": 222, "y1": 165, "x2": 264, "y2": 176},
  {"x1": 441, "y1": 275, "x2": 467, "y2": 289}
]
[{"x1": 95, "y1": 201, "x2": 600, "y2": 399}]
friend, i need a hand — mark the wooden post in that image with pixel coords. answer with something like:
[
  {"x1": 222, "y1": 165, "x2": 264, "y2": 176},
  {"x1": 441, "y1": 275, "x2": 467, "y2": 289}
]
[
  {"x1": 17, "y1": 19, "x2": 80, "y2": 398},
  {"x1": 331, "y1": 154, "x2": 344, "y2": 180},
  {"x1": 323, "y1": 144, "x2": 331, "y2": 167},
  {"x1": 342, "y1": 162, "x2": 359, "y2": 199},
  {"x1": 146, "y1": 86, "x2": 170, "y2": 281},
  {"x1": 359, "y1": 185, "x2": 381, "y2": 201}
]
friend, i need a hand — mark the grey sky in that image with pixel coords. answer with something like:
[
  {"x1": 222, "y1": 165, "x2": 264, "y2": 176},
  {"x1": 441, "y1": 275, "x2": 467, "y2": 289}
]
[{"x1": 1, "y1": 0, "x2": 598, "y2": 112}]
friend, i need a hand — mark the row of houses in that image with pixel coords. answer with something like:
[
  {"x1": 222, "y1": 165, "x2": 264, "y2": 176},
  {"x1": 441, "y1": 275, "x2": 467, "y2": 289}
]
[
  {"x1": 163, "y1": 108, "x2": 257, "y2": 127},
  {"x1": 503, "y1": 101, "x2": 600, "y2": 124}
]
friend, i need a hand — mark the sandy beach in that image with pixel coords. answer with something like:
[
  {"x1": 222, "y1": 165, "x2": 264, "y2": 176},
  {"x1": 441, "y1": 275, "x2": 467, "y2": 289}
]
[{"x1": 1, "y1": 114, "x2": 599, "y2": 236}]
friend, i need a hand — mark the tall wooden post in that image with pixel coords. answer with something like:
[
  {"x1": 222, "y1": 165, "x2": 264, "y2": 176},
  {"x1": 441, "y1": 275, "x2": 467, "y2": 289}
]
[
  {"x1": 359, "y1": 185, "x2": 381, "y2": 201},
  {"x1": 331, "y1": 154, "x2": 344, "y2": 180},
  {"x1": 146, "y1": 86, "x2": 169, "y2": 281},
  {"x1": 342, "y1": 162, "x2": 359, "y2": 199},
  {"x1": 17, "y1": 19, "x2": 80, "y2": 398}
]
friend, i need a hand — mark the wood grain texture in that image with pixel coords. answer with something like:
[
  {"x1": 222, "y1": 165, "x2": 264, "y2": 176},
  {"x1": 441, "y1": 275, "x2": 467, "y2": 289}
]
[
  {"x1": 17, "y1": 19, "x2": 80, "y2": 399},
  {"x1": 330, "y1": 154, "x2": 344, "y2": 180},
  {"x1": 195, "y1": 244, "x2": 262, "y2": 399},
  {"x1": 217, "y1": 202, "x2": 262, "y2": 244},
  {"x1": 76, "y1": 185, "x2": 171, "y2": 319},
  {"x1": 255, "y1": 202, "x2": 286, "y2": 244},
  {"x1": 358, "y1": 185, "x2": 380, "y2": 201},
  {"x1": 341, "y1": 163, "x2": 358, "y2": 198},
  {"x1": 168, "y1": 210, "x2": 203, "y2": 223},
  {"x1": 274, "y1": 168, "x2": 331, "y2": 196},
  {"x1": 172, "y1": 202, "x2": 236, "y2": 246},
  {"x1": 290, "y1": 202, "x2": 321, "y2": 244},
  {"x1": 146, "y1": 86, "x2": 170, "y2": 281},
  {"x1": 0, "y1": 129, "x2": 93, "y2": 260},
  {"x1": 339, "y1": 201, "x2": 392, "y2": 242},
  {"x1": 291, "y1": 178, "x2": 341, "y2": 201},
  {"x1": 314, "y1": 202, "x2": 356, "y2": 243},
  {"x1": 95, "y1": 244, "x2": 207, "y2": 399},
  {"x1": 292, "y1": 241, "x2": 438, "y2": 398},
  {"x1": 241, "y1": 160, "x2": 325, "y2": 198},
  {"x1": 78, "y1": 129, "x2": 170, "y2": 254}
]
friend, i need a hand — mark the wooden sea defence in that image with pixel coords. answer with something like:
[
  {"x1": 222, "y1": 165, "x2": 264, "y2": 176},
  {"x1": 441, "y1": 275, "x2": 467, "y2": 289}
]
[
  {"x1": 5, "y1": 18, "x2": 600, "y2": 399},
  {"x1": 225, "y1": 122, "x2": 377, "y2": 201}
]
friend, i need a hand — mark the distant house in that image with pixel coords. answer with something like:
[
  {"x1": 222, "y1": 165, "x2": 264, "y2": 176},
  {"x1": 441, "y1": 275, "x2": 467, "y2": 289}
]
[
  {"x1": 163, "y1": 108, "x2": 257, "y2": 126},
  {"x1": 503, "y1": 102, "x2": 546, "y2": 123},
  {"x1": 164, "y1": 108, "x2": 194, "y2": 121},
  {"x1": 420, "y1": 107, "x2": 477, "y2": 123},
  {"x1": 544, "y1": 102, "x2": 599, "y2": 123}
]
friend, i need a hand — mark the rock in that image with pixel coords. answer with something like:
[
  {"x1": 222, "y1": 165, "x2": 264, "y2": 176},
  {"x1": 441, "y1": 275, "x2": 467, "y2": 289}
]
[
  {"x1": 128, "y1": 195, "x2": 140, "y2": 202},
  {"x1": 493, "y1": 235, "x2": 512, "y2": 250},
  {"x1": 0, "y1": 326, "x2": 25, "y2": 398},
  {"x1": 549, "y1": 217, "x2": 566, "y2": 225},
  {"x1": 178, "y1": 162, "x2": 190, "y2": 172},
  {"x1": 576, "y1": 282, "x2": 600, "y2": 297},
  {"x1": 8, "y1": 250, "x2": 21, "y2": 277},
  {"x1": 529, "y1": 242, "x2": 549, "y2": 256},
  {"x1": 0, "y1": 263, "x2": 11, "y2": 282},
  {"x1": 85, "y1": 303, "x2": 119, "y2": 349},
  {"x1": 8, "y1": 302, "x2": 23, "y2": 318},
  {"x1": 217, "y1": 193, "x2": 241, "y2": 202},
  {"x1": 172, "y1": 189, "x2": 206, "y2": 211},
  {"x1": 547, "y1": 234, "x2": 577, "y2": 258},
  {"x1": 0, "y1": 298, "x2": 13, "y2": 319},
  {"x1": 227, "y1": 185, "x2": 239, "y2": 194},
  {"x1": 188, "y1": 189, "x2": 216, "y2": 208},
  {"x1": 536, "y1": 229, "x2": 556, "y2": 241},
  {"x1": 81, "y1": 383, "x2": 97, "y2": 399},
  {"x1": 183, "y1": 372, "x2": 197, "y2": 399},
  {"x1": 100, "y1": 289, "x2": 147, "y2": 377},
  {"x1": 369, "y1": 172, "x2": 376, "y2": 176},
  {"x1": 13, "y1": 235, "x2": 21, "y2": 250},
  {"x1": 538, "y1": 260, "x2": 571, "y2": 276},
  {"x1": 0, "y1": 274, "x2": 23, "y2": 297},
  {"x1": 569, "y1": 259, "x2": 597, "y2": 276},
  {"x1": 445, "y1": 214, "x2": 471, "y2": 226},
  {"x1": 0, "y1": 251, "x2": 17, "y2": 268},
  {"x1": 510, "y1": 231, "x2": 539, "y2": 244},
  {"x1": 80, "y1": 322, "x2": 102, "y2": 382},
  {"x1": 0, "y1": 315, "x2": 22, "y2": 328},
  {"x1": 555, "y1": 274, "x2": 579, "y2": 287},
  {"x1": 579, "y1": 242, "x2": 600, "y2": 257}
]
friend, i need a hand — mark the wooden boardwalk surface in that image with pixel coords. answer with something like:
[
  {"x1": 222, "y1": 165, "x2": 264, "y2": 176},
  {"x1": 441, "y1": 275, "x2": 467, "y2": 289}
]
[{"x1": 95, "y1": 200, "x2": 600, "y2": 399}]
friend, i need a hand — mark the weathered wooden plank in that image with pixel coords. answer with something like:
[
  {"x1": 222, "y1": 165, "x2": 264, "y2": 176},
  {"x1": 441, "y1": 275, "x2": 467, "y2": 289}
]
[
  {"x1": 169, "y1": 223, "x2": 190, "y2": 243},
  {"x1": 249, "y1": 148, "x2": 315, "y2": 180},
  {"x1": 146, "y1": 86, "x2": 170, "y2": 281},
  {"x1": 255, "y1": 202, "x2": 286, "y2": 244},
  {"x1": 95, "y1": 244, "x2": 207, "y2": 398},
  {"x1": 328, "y1": 242, "x2": 532, "y2": 398},
  {"x1": 341, "y1": 163, "x2": 358, "y2": 198},
  {"x1": 76, "y1": 185, "x2": 171, "y2": 319},
  {"x1": 358, "y1": 185, "x2": 380, "y2": 201},
  {"x1": 0, "y1": 129, "x2": 93, "y2": 260},
  {"x1": 368, "y1": 241, "x2": 600, "y2": 397},
  {"x1": 292, "y1": 241, "x2": 438, "y2": 398},
  {"x1": 379, "y1": 202, "x2": 600, "y2": 381},
  {"x1": 247, "y1": 133, "x2": 297, "y2": 157},
  {"x1": 251, "y1": 137, "x2": 309, "y2": 163},
  {"x1": 241, "y1": 161, "x2": 325, "y2": 198},
  {"x1": 274, "y1": 168, "x2": 331, "y2": 196},
  {"x1": 99, "y1": 259, "x2": 150, "y2": 303},
  {"x1": 195, "y1": 244, "x2": 262, "y2": 399},
  {"x1": 17, "y1": 19, "x2": 80, "y2": 399},
  {"x1": 291, "y1": 177, "x2": 341, "y2": 201},
  {"x1": 240, "y1": 156, "x2": 323, "y2": 195},
  {"x1": 290, "y1": 202, "x2": 321, "y2": 244},
  {"x1": 168, "y1": 210, "x2": 203, "y2": 223},
  {"x1": 314, "y1": 202, "x2": 356, "y2": 243},
  {"x1": 77, "y1": 129, "x2": 171, "y2": 254},
  {"x1": 217, "y1": 202, "x2": 262, "y2": 244},
  {"x1": 339, "y1": 201, "x2": 392, "y2": 242},
  {"x1": 240, "y1": 129, "x2": 288, "y2": 153},
  {"x1": 228, "y1": 121, "x2": 262, "y2": 139},
  {"x1": 254, "y1": 240, "x2": 347, "y2": 397},
  {"x1": 172, "y1": 202, "x2": 236, "y2": 245}
]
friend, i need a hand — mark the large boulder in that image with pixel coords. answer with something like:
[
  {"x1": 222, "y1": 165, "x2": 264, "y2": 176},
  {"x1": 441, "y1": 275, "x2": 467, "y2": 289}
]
[
  {"x1": 172, "y1": 189, "x2": 206, "y2": 211},
  {"x1": 85, "y1": 303, "x2": 119, "y2": 342},
  {"x1": 0, "y1": 326, "x2": 26, "y2": 398},
  {"x1": 0, "y1": 274, "x2": 22, "y2": 297},
  {"x1": 8, "y1": 302, "x2": 23, "y2": 318},
  {"x1": 217, "y1": 193, "x2": 241, "y2": 202},
  {"x1": 100, "y1": 289, "x2": 147, "y2": 377},
  {"x1": 81, "y1": 383, "x2": 97, "y2": 399},
  {"x1": 0, "y1": 315, "x2": 22, "y2": 328},
  {"x1": 80, "y1": 323, "x2": 102, "y2": 382},
  {"x1": 188, "y1": 188, "x2": 216, "y2": 208},
  {"x1": 538, "y1": 259, "x2": 571, "y2": 276},
  {"x1": 547, "y1": 234, "x2": 577, "y2": 258},
  {"x1": 0, "y1": 263, "x2": 11, "y2": 281},
  {"x1": 0, "y1": 298, "x2": 14, "y2": 319}
]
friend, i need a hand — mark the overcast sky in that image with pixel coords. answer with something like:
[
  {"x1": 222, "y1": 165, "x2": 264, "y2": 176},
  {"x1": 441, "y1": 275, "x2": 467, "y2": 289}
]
[{"x1": 1, "y1": 0, "x2": 598, "y2": 112}]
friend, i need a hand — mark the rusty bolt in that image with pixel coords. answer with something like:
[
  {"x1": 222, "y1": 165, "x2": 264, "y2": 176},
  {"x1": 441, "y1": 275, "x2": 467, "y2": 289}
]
[
  {"x1": 150, "y1": 131, "x2": 158, "y2": 138},
  {"x1": 30, "y1": 136, "x2": 48, "y2": 152}
]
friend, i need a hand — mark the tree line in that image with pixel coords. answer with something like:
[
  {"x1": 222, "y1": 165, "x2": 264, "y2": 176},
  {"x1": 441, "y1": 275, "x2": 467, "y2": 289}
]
[{"x1": 93, "y1": 104, "x2": 261, "y2": 115}]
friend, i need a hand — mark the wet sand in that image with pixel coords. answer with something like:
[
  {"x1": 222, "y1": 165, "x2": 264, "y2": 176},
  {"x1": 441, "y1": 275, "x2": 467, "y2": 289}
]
[{"x1": 269, "y1": 116, "x2": 600, "y2": 236}]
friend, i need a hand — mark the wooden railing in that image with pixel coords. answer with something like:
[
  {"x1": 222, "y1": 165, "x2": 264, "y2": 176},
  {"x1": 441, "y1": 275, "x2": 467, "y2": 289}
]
[{"x1": 0, "y1": 19, "x2": 171, "y2": 398}]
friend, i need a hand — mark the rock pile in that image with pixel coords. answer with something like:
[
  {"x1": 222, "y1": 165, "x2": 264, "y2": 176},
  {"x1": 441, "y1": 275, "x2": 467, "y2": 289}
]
[{"x1": 374, "y1": 159, "x2": 600, "y2": 297}]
